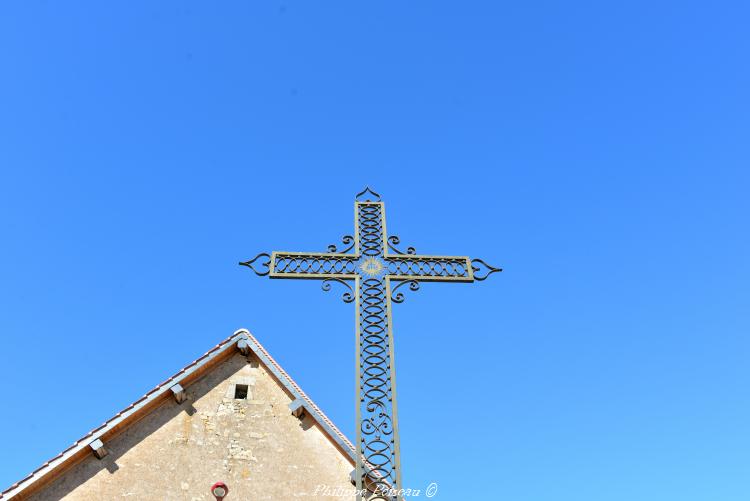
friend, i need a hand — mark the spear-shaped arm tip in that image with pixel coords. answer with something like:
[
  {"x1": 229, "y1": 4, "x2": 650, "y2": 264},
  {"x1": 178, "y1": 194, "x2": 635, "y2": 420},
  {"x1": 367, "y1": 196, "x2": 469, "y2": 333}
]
[
  {"x1": 239, "y1": 252, "x2": 271, "y2": 277},
  {"x1": 471, "y1": 258, "x2": 502, "y2": 281}
]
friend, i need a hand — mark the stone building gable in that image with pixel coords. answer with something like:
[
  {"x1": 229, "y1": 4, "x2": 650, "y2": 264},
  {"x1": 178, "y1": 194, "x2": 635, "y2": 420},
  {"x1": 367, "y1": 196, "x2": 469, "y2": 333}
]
[{"x1": 4, "y1": 331, "x2": 354, "y2": 500}]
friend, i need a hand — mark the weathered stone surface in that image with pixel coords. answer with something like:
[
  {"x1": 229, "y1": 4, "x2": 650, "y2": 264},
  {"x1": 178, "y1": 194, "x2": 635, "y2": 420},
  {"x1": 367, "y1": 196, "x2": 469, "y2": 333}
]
[{"x1": 26, "y1": 353, "x2": 352, "y2": 500}]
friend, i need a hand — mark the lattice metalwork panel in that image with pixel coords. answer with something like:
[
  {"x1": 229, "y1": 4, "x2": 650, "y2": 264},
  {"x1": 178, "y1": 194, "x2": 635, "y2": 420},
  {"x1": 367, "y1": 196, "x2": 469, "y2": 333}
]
[
  {"x1": 270, "y1": 252, "x2": 358, "y2": 277},
  {"x1": 355, "y1": 201, "x2": 399, "y2": 500},
  {"x1": 385, "y1": 256, "x2": 472, "y2": 280}
]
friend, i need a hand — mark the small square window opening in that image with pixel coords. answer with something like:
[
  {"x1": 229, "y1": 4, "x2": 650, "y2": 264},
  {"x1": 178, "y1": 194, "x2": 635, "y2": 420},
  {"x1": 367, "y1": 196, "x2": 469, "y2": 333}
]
[{"x1": 234, "y1": 384, "x2": 249, "y2": 399}]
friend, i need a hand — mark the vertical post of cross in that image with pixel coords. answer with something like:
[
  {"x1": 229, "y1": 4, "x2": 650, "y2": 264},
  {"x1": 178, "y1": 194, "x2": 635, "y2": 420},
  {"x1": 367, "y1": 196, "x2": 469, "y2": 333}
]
[{"x1": 353, "y1": 193, "x2": 401, "y2": 499}]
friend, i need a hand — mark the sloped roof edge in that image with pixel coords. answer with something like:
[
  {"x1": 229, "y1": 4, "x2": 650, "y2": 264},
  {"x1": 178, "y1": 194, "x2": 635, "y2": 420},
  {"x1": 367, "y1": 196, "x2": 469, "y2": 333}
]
[{"x1": 1, "y1": 329, "x2": 355, "y2": 500}]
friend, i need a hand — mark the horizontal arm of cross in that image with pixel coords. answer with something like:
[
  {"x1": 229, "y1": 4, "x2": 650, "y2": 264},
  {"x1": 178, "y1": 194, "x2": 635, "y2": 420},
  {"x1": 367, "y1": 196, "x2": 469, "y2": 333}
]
[
  {"x1": 384, "y1": 254, "x2": 502, "y2": 282},
  {"x1": 384, "y1": 254, "x2": 474, "y2": 282},
  {"x1": 270, "y1": 251, "x2": 358, "y2": 279}
]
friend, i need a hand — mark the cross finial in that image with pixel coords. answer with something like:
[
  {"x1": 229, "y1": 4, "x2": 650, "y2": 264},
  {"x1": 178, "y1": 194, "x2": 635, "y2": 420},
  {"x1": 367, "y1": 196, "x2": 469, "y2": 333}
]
[{"x1": 355, "y1": 187, "x2": 381, "y2": 202}]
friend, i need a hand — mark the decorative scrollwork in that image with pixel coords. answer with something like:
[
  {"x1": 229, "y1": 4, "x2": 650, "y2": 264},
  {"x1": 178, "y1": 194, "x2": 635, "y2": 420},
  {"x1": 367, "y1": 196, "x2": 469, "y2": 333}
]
[
  {"x1": 386, "y1": 235, "x2": 416, "y2": 255},
  {"x1": 390, "y1": 280, "x2": 420, "y2": 303},
  {"x1": 356, "y1": 186, "x2": 382, "y2": 202},
  {"x1": 321, "y1": 278, "x2": 355, "y2": 303},
  {"x1": 327, "y1": 234, "x2": 355, "y2": 253},
  {"x1": 239, "y1": 252, "x2": 271, "y2": 276},
  {"x1": 471, "y1": 258, "x2": 502, "y2": 281}
]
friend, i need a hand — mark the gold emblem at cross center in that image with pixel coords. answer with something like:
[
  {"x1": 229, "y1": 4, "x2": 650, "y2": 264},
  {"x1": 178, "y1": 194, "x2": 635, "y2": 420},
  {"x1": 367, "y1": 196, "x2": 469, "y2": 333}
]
[{"x1": 358, "y1": 257, "x2": 384, "y2": 277}]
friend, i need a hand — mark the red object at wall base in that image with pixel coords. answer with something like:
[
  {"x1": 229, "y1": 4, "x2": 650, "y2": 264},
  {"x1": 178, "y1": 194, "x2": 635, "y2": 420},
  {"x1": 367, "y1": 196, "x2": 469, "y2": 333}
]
[{"x1": 210, "y1": 481, "x2": 229, "y2": 500}]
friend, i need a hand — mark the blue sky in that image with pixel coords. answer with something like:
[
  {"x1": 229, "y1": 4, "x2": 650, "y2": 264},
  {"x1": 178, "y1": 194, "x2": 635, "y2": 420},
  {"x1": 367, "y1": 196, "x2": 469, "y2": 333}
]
[{"x1": 1, "y1": 2, "x2": 749, "y2": 500}]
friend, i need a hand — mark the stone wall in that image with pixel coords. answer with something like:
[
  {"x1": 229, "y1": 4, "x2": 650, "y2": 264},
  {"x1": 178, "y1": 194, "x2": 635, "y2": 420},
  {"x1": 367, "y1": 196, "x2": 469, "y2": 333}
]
[{"x1": 27, "y1": 353, "x2": 353, "y2": 500}]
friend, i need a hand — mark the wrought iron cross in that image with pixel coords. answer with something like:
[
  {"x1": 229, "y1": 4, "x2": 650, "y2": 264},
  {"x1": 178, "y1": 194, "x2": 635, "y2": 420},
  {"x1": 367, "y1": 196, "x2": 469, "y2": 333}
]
[{"x1": 241, "y1": 188, "x2": 500, "y2": 501}]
